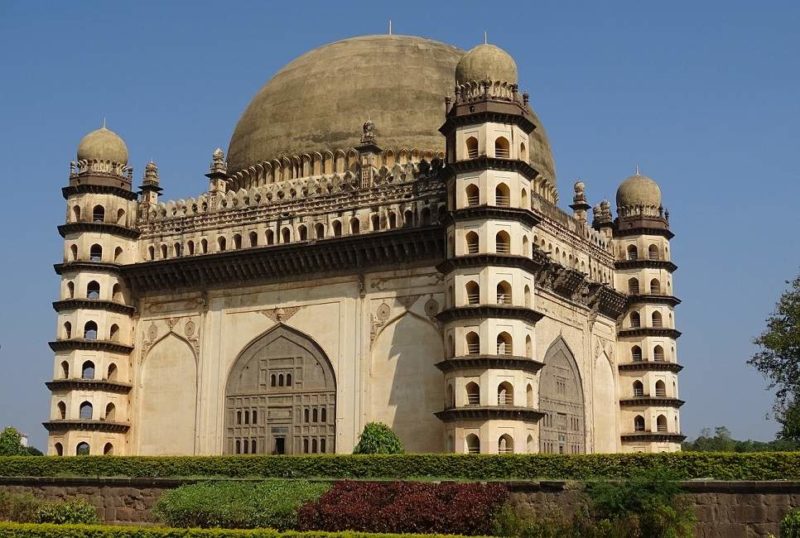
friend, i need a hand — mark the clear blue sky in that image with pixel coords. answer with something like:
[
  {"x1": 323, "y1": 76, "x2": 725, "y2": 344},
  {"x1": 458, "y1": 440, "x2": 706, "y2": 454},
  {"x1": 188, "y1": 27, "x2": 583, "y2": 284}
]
[{"x1": 1, "y1": 1, "x2": 798, "y2": 450}]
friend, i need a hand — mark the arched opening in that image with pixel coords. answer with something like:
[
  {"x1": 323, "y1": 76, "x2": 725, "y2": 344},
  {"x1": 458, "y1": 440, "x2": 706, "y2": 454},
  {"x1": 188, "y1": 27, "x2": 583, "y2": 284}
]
[
  {"x1": 388, "y1": 212, "x2": 397, "y2": 229},
  {"x1": 496, "y1": 281, "x2": 512, "y2": 304},
  {"x1": 465, "y1": 281, "x2": 480, "y2": 305},
  {"x1": 218, "y1": 237, "x2": 227, "y2": 251},
  {"x1": 465, "y1": 136, "x2": 479, "y2": 159},
  {"x1": 466, "y1": 184, "x2": 479, "y2": 207},
  {"x1": 332, "y1": 220, "x2": 342, "y2": 237},
  {"x1": 60, "y1": 361, "x2": 69, "y2": 379},
  {"x1": 103, "y1": 443, "x2": 114, "y2": 455},
  {"x1": 148, "y1": 246, "x2": 155, "y2": 260},
  {"x1": 497, "y1": 382, "x2": 513, "y2": 405},
  {"x1": 89, "y1": 244, "x2": 102, "y2": 262},
  {"x1": 446, "y1": 384, "x2": 455, "y2": 408},
  {"x1": 370, "y1": 214, "x2": 380, "y2": 231},
  {"x1": 83, "y1": 321, "x2": 98, "y2": 340},
  {"x1": 465, "y1": 433, "x2": 480, "y2": 454},
  {"x1": 72, "y1": 205, "x2": 81, "y2": 222},
  {"x1": 104, "y1": 403, "x2": 116, "y2": 421},
  {"x1": 650, "y1": 279, "x2": 661, "y2": 295},
  {"x1": 520, "y1": 142, "x2": 527, "y2": 159},
  {"x1": 652, "y1": 311, "x2": 663, "y2": 328},
  {"x1": 495, "y1": 231, "x2": 511, "y2": 254},
  {"x1": 315, "y1": 223, "x2": 325, "y2": 239},
  {"x1": 79, "y1": 401, "x2": 93, "y2": 420},
  {"x1": 632, "y1": 345, "x2": 643, "y2": 362},
  {"x1": 160, "y1": 244, "x2": 168, "y2": 259},
  {"x1": 67, "y1": 281, "x2": 75, "y2": 299},
  {"x1": 627, "y1": 245, "x2": 638, "y2": 260},
  {"x1": 233, "y1": 234, "x2": 242, "y2": 249},
  {"x1": 109, "y1": 324, "x2": 120, "y2": 342},
  {"x1": 633, "y1": 380, "x2": 644, "y2": 397},
  {"x1": 521, "y1": 188, "x2": 528, "y2": 209},
  {"x1": 655, "y1": 380, "x2": 666, "y2": 397},
  {"x1": 92, "y1": 205, "x2": 105, "y2": 223},
  {"x1": 54, "y1": 443, "x2": 63, "y2": 456},
  {"x1": 70, "y1": 244, "x2": 78, "y2": 261},
  {"x1": 447, "y1": 334, "x2": 455, "y2": 358},
  {"x1": 81, "y1": 361, "x2": 95, "y2": 379},
  {"x1": 496, "y1": 332, "x2": 513, "y2": 355},
  {"x1": 174, "y1": 243, "x2": 182, "y2": 257},
  {"x1": 117, "y1": 208, "x2": 125, "y2": 225},
  {"x1": 249, "y1": 231, "x2": 258, "y2": 247},
  {"x1": 201, "y1": 239, "x2": 208, "y2": 253},
  {"x1": 87, "y1": 281, "x2": 100, "y2": 300},
  {"x1": 526, "y1": 384, "x2": 534, "y2": 407},
  {"x1": 498, "y1": 434, "x2": 514, "y2": 454},
  {"x1": 187, "y1": 241, "x2": 196, "y2": 256},
  {"x1": 266, "y1": 230, "x2": 275, "y2": 245},
  {"x1": 112, "y1": 283, "x2": 123, "y2": 303},
  {"x1": 282, "y1": 228, "x2": 291, "y2": 243},
  {"x1": 525, "y1": 335, "x2": 533, "y2": 358},
  {"x1": 657, "y1": 414, "x2": 668, "y2": 432},
  {"x1": 648, "y1": 244, "x2": 659, "y2": 260},
  {"x1": 524, "y1": 285, "x2": 531, "y2": 308},
  {"x1": 630, "y1": 311, "x2": 641, "y2": 328},
  {"x1": 63, "y1": 322, "x2": 72, "y2": 339},
  {"x1": 466, "y1": 382, "x2": 480, "y2": 405},
  {"x1": 495, "y1": 183, "x2": 510, "y2": 207},
  {"x1": 57, "y1": 401, "x2": 66, "y2": 420},
  {"x1": 466, "y1": 331, "x2": 480, "y2": 355},
  {"x1": 539, "y1": 337, "x2": 586, "y2": 453},
  {"x1": 653, "y1": 345, "x2": 665, "y2": 362},
  {"x1": 466, "y1": 231, "x2": 480, "y2": 254},
  {"x1": 403, "y1": 209, "x2": 414, "y2": 228},
  {"x1": 494, "y1": 136, "x2": 510, "y2": 159},
  {"x1": 107, "y1": 363, "x2": 117, "y2": 381},
  {"x1": 527, "y1": 434, "x2": 534, "y2": 453},
  {"x1": 634, "y1": 415, "x2": 645, "y2": 432},
  {"x1": 522, "y1": 236, "x2": 530, "y2": 257},
  {"x1": 628, "y1": 278, "x2": 640, "y2": 295},
  {"x1": 350, "y1": 218, "x2": 360, "y2": 235},
  {"x1": 76, "y1": 442, "x2": 90, "y2": 456}
]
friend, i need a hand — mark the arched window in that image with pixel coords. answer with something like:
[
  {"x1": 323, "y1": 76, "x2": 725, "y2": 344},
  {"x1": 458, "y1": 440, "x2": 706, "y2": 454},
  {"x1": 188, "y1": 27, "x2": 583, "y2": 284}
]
[
  {"x1": 315, "y1": 223, "x2": 325, "y2": 239},
  {"x1": 54, "y1": 443, "x2": 63, "y2": 456},
  {"x1": 298, "y1": 226, "x2": 307, "y2": 241},
  {"x1": 631, "y1": 345, "x2": 642, "y2": 362},
  {"x1": 498, "y1": 434, "x2": 514, "y2": 454},
  {"x1": 466, "y1": 184, "x2": 480, "y2": 207},
  {"x1": 233, "y1": 234, "x2": 242, "y2": 249},
  {"x1": 112, "y1": 283, "x2": 122, "y2": 303},
  {"x1": 370, "y1": 214, "x2": 380, "y2": 231},
  {"x1": 174, "y1": 243, "x2": 182, "y2": 257},
  {"x1": 497, "y1": 382, "x2": 513, "y2": 405},
  {"x1": 67, "y1": 281, "x2": 75, "y2": 299},
  {"x1": 109, "y1": 324, "x2": 120, "y2": 342},
  {"x1": 148, "y1": 246, "x2": 155, "y2": 260},
  {"x1": 465, "y1": 136, "x2": 479, "y2": 159},
  {"x1": 201, "y1": 239, "x2": 208, "y2": 253},
  {"x1": 655, "y1": 380, "x2": 666, "y2": 397},
  {"x1": 525, "y1": 335, "x2": 533, "y2": 358},
  {"x1": 266, "y1": 230, "x2": 275, "y2": 245},
  {"x1": 633, "y1": 380, "x2": 644, "y2": 397},
  {"x1": 103, "y1": 443, "x2": 114, "y2": 455},
  {"x1": 466, "y1": 433, "x2": 480, "y2": 454},
  {"x1": 87, "y1": 281, "x2": 100, "y2": 300},
  {"x1": 496, "y1": 281, "x2": 512, "y2": 304},
  {"x1": 628, "y1": 278, "x2": 640, "y2": 295},
  {"x1": 466, "y1": 231, "x2": 480, "y2": 254},
  {"x1": 522, "y1": 236, "x2": 530, "y2": 257},
  {"x1": 218, "y1": 237, "x2": 227, "y2": 251},
  {"x1": 466, "y1": 331, "x2": 480, "y2": 355},
  {"x1": 107, "y1": 363, "x2": 117, "y2": 381},
  {"x1": 495, "y1": 183, "x2": 510, "y2": 207},
  {"x1": 332, "y1": 220, "x2": 342, "y2": 237},
  {"x1": 652, "y1": 311, "x2": 663, "y2": 328},
  {"x1": 79, "y1": 401, "x2": 93, "y2": 420},
  {"x1": 81, "y1": 361, "x2": 95, "y2": 379},
  {"x1": 648, "y1": 244, "x2": 659, "y2": 260},
  {"x1": 466, "y1": 382, "x2": 480, "y2": 405},
  {"x1": 650, "y1": 279, "x2": 661, "y2": 295},
  {"x1": 388, "y1": 212, "x2": 397, "y2": 229},
  {"x1": 70, "y1": 244, "x2": 78, "y2": 261},
  {"x1": 657, "y1": 414, "x2": 668, "y2": 432},
  {"x1": 527, "y1": 434, "x2": 534, "y2": 453},
  {"x1": 495, "y1": 231, "x2": 511, "y2": 254},
  {"x1": 446, "y1": 384, "x2": 455, "y2": 408},
  {"x1": 72, "y1": 205, "x2": 81, "y2": 222},
  {"x1": 494, "y1": 137, "x2": 510, "y2": 159},
  {"x1": 63, "y1": 322, "x2": 72, "y2": 339},
  {"x1": 634, "y1": 415, "x2": 645, "y2": 432},
  {"x1": 186, "y1": 240, "x2": 195, "y2": 255},
  {"x1": 630, "y1": 312, "x2": 641, "y2": 328},
  {"x1": 524, "y1": 285, "x2": 531, "y2": 308},
  {"x1": 526, "y1": 384, "x2": 534, "y2": 407},
  {"x1": 465, "y1": 281, "x2": 480, "y2": 305},
  {"x1": 76, "y1": 442, "x2": 90, "y2": 456},
  {"x1": 447, "y1": 334, "x2": 455, "y2": 358},
  {"x1": 627, "y1": 245, "x2": 638, "y2": 260},
  {"x1": 92, "y1": 205, "x2": 105, "y2": 223},
  {"x1": 117, "y1": 208, "x2": 125, "y2": 225},
  {"x1": 114, "y1": 247, "x2": 123, "y2": 262},
  {"x1": 90, "y1": 244, "x2": 102, "y2": 262},
  {"x1": 57, "y1": 401, "x2": 66, "y2": 420},
  {"x1": 496, "y1": 331, "x2": 513, "y2": 355},
  {"x1": 60, "y1": 361, "x2": 69, "y2": 379},
  {"x1": 83, "y1": 321, "x2": 98, "y2": 340},
  {"x1": 350, "y1": 218, "x2": 360, "y2": 235},
  {"x1": 653, "y1": 345, "x2": 665, "y2": 362},
  {"x1": 160, "y1": 244, "x2": 168, "y2": 259},
  {"x1": 521, "y1": 188, "x2": 528, "y2": 209},
  {"x1": 249, "y1": 232, "x2": 258, "y2": 247},
  {"x1": 520, "y1": 142, "x2": 527, "y2": 159},
  {"x1": 402, "y1": 209, "x2": 413, "y2": 228},
  {"x1": 105, "y1": 403, "x2": 116, "y2": 421}
]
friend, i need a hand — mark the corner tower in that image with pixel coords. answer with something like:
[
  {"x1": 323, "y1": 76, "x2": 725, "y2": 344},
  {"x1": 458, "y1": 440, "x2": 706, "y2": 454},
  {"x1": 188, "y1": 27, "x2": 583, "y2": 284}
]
[
  {"x1": 613, "y1": 171, "x2": 684, "y2": 452},
  {"x1": 46, "y1": 125, "x2": 138, "y2": 456},
  {"x1": 435, "y1": 44, "x2": 547, "y2": 454}
]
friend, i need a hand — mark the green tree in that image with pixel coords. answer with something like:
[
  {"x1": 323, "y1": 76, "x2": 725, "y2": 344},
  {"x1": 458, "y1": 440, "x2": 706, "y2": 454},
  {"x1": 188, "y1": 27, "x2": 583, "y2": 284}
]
[
  {"x1": 748, "y1": 273, "x2": 800, "y2": 441},
  {"x1": 353, "y1": 422, "x2": 403, "y2": 454},
  {"x1": 0, "y1": 427, "x2": 28, "y2": 456}
]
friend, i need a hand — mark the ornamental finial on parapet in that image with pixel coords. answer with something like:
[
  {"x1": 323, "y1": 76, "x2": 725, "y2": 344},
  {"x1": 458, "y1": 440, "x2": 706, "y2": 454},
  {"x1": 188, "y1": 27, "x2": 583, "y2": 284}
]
[{"x1": 210, "y1": 147, "x2": 227, "y2": 174}]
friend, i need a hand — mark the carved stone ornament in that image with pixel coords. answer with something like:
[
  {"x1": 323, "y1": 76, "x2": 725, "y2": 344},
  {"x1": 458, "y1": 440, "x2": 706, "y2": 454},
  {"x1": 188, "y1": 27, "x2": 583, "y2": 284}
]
[
  {"x1": 424, "y1": 298, "x2": 439, "y2": 317},
  {"x1": 185, "y1": 320, "x2": 196, "y2": 338},
  {"x1": 260, "y1": 306, "x2": 301, "y2": 323},
  {"x1": 147, "y1": 323, "x2": 158, "y2": 342}
]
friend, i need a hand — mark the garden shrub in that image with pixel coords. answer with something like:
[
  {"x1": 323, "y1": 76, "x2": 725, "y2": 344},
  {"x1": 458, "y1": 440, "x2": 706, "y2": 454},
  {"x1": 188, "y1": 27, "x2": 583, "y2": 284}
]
[
  {"x1": 0, "y1": 491, "x2": 41, "y2": 522},
  {"x1": 352, "y1": 423, "x2": 403, "y2": 455},
  {"x1": 153, "y1": 480, "x2": 329, "y2": 530},
  {"x1": 297, "y1": 480, "x2": 506, "y2": 536},
  {"x1": 782, "y1": 508, "x2": 800, "y2": 538},
  {"x1": 36, "y1": 499, "x2": 99, "y2": 525}
]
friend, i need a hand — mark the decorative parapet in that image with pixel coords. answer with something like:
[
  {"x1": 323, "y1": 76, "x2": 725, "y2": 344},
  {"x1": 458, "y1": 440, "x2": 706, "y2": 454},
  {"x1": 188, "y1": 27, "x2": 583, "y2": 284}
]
[{"x1": 70, "y1": 159, "x2": 132, "y2": 182}]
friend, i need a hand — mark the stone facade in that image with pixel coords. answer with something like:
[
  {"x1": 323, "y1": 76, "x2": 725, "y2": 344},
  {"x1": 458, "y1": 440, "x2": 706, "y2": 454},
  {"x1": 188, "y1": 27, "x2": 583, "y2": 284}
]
[{"x1": 45, "y1": 35, "x2": 683, "y2": 457}]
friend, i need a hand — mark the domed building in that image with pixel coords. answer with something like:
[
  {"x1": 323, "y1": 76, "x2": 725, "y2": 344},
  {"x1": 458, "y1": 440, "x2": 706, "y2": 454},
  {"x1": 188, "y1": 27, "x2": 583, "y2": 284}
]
[{"x1": 46, "y1": 34, "x2": 683, "y2": 457}]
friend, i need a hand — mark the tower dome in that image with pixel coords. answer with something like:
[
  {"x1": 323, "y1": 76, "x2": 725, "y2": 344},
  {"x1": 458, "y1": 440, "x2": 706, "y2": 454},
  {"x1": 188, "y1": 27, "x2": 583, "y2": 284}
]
[
  {"x1": 76, "y1": 126, "x2": 128, "y2": 165},
  {"x1": 455, "y1": 43, "x2": 518, "y2": 85},
  {"x1": 616, "y1": 172, "x2": 662, "y2": 213}
]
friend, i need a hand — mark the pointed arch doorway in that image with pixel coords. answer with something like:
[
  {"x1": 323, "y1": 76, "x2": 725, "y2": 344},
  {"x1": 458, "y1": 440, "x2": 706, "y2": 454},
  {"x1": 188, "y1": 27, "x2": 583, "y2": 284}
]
[
  {"x1": 539, "y1": 337, "x2": 585, "y2": 454},
  {"x1": 224, "y1": 324, "x2": 336, "y2": 455}
]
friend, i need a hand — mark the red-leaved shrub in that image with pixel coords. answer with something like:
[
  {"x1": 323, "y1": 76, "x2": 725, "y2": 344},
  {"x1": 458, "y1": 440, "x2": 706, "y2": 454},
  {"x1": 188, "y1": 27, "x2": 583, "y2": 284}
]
[{"x1": 297, "y1": 480, "x2": 507, "y2": 535}]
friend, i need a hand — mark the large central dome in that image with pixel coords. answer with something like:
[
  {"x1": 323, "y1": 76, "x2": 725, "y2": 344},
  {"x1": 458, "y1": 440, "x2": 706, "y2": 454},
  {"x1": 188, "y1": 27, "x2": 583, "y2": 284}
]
[{"x1": 227, "y1": 34, "x2": 556, "y2": 182}]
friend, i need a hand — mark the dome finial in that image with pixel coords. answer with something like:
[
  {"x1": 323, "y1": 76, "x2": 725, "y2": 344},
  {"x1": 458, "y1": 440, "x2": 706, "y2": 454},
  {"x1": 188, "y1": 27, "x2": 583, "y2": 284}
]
[
  {"x1": 388, "y1": 19, "x2": 392, "y2": 35},
  {"x1": 635, "y1": 163, "x2": 640, "y2": 176},
  {"x1": 102, "y1": 117, "x2": 106, "y2": 129},
  {"x1": 484, "y1": 31, "x2": 488, "y2": 45}
]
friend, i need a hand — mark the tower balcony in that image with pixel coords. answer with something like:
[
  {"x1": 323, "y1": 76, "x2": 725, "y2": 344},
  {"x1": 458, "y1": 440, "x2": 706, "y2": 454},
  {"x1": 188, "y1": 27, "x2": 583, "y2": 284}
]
[
  {"x1": 435, "y1": 355, "x2": 544, "y2": 374},
  {"x1": 43, "y1": 419, "x2": 130, "y2": 434},
  {"x1": 619, "y1": 396, "x2": 685, "y2": 409},
  {"x1": 52, "y1": 299, "x2": 135, "y2": 316},
  {"x1": 620, "y1": 431, "x2": 686, "y2": 443},
  {"x1": 435, "y1": 406, "x2": 544, "y2": 423},
  {"x1": 46, "y1": 378, "x2": 132, "y2": 394},
  {"x1": 436, "y1": 305, "x2": 544, "y2": 325}
]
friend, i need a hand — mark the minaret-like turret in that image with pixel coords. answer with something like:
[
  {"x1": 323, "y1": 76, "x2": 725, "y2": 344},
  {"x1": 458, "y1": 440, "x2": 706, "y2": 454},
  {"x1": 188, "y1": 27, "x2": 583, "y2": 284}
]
[
  {"x1": 435, "y1": 43, "x2": 546, "y2": 454},
  {"x1": 612, "y1": 170, "x2": 684, "y2": 452},
  {"x1": 46, "y1": 124, "x2": 138, "y2": 456}
]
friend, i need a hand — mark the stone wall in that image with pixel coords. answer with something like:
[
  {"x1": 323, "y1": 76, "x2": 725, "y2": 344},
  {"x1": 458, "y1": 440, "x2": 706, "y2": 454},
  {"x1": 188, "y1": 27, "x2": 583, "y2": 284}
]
[{"x1": 1, "y1": 477, "x2": 799, "y2": 536}]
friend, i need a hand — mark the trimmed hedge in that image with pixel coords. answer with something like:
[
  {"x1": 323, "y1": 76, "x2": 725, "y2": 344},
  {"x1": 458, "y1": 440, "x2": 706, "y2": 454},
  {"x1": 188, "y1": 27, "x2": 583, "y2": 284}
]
[
  {"x1": 2, "y1": 452, "x2": 800, "y2": 480},
  {"x1": 0, "y1": 522, "x2": 474, "y2": 537}
]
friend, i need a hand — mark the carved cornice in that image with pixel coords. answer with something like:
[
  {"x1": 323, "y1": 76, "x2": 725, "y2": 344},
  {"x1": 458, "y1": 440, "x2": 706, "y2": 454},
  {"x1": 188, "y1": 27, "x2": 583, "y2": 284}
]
[
  {"x1": 441, "y1": 99, "x2": 537, "y2": 135},
  {"x1": 45, "y1": 379, "x2": 132, "y2": 394},
  {"x1": 54, "y1": 262, "x2": 123, "y2": 276},
  {"x1": 441, "y1": 157, "x2": 539, "y2": 181},
  {"x1": 435, "y1": 406, "x2": 545, "y2": 423},
  {"x1": 626, "y1": 294, "x2": 682, "y2": 307},
  {"x1": 435, "y1": 355, "x2": 544, "y2": 374},
  {"x1": 124, "y1": 226, "x2": 445, "y2": 293},
  {"x1": 620, "y1": 432, "x2": 686, "y2": 443},
  {"x1": 617, "y1": 327, "x2": 682, "y2": 339},
  {"x1": 617, "y1": 361, "x2": 684, "y2": 373},
  {"x1": 48, "y1": 339, "x2": 134, "y2": 354},
  {"x1": 437, "y1": 253, "x2": 549, "y2": 274},
  {"x1": 619, "y1": 397, "x2": 685, "y2": 408},
  {"x1": 58, "y1": 222, "x2": 140, "y2": 239},
  {"x1": 62, "y1": 184, "x2": 138, "y2": 201},
  {"x1": 52, "y1": 299, "x2": 135, "y2": 316},
  {"x1": 445, "y1": 205, "x2": 542, "y2": 228},
  {"x1": 613, "y1": 224, "x2": 674, "y2": 240},
  {"x1": 615, "y1": 259, "x2": 677, "y2": 272},
  {"x1": 43, "y1": 420, "x2": 130, "y2": 433},
  {"x1": 436, "y1": 305, "x2": 544, "y2": 325}
]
